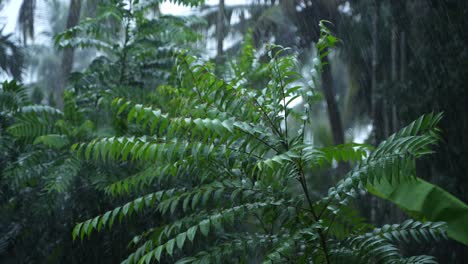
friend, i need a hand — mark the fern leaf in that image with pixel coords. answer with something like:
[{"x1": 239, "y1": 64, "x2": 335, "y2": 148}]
[
  {"x1": 73, "y1": 189, "x2": 177, "y2": 240},
  {"x1": 371, "y1": 220, "x2": 447, "y2": 244},
  {"x1": 398, "y1": 255, "x2": 438, "y2": 264},
  {"x1": 131, "y1": 201, "x2": 281, "y2": 263},
  {"x1": 33, "y1": 134, "x2": 70, "y2": 149}
]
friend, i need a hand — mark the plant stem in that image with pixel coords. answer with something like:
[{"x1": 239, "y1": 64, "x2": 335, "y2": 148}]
[
  {"x1": 297, "y1": 162, "x2": 332, "y2": 264},
  {"x1": 119, "y1": 18, "x2": 131, "y2": 84}
]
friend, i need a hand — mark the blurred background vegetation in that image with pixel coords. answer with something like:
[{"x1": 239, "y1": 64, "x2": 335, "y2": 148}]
[{"x1": 0, "y1": 0, "x2": 467, "y2": 262}]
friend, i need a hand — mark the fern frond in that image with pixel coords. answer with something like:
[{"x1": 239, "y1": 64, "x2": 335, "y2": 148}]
[
  {"x1": 73, "y1": 189, "x2": 177, "y2": 240},
  {"x1": 44, "y1": 156, "x2": 81, "y2": 193},
  {"x1": 255, "y1": 150, "x2": 299, "y2": 171},
  {"x1": 370, "y1": 220, "x2": 447, "y2": 244},
  {"x1": 104, "y1": 164, "x2": 180, "y2": 196},
  {"x1": 0, "y1": 81, "x2": 29, "y2": 112},
  {"x1": 233, "y1": 29, "x2": 255, "y2": 78},
  {"x1": 20, "y1": 105, "x2": 63, "y2": 116},
  {"x1": 131, "y1": 201, "x2": 282, "y2": 263},
  {"x1": 175, "y1": 54, "x2": 262, "y2": 123},
  {"x1": 345, "y1": 234, "x2": 401, "y2": 264},
  {"x1": 378, "y1": 113, "x2": 443, "y2": 146},
  {"x1": 3, "y1": 149, "x2": 58, "y2": 189},
  {"x1": 326, "y1": 134, "x2": 437, "y2": 203},
  {"x1": 262, "y1": 233, "x2": 301, "y2": 264},
  {"x1": 302, "y1": 143, "x2": 371, "y2": 168},
  {"x1": 337, "y1": 220, "x2": 446, "y2": 264},
  {"x1": 173, "y1": 233, "x2": 266, "y2": 264},
  {"x1": 398, "y1": 255, "x2": 438, "y2": 264},
  {"x1": 156, "y1": 179, "x2": 265, "y2": 215},
  {"x1": 7, "y1": 105, "x2": 63, "y2": 139},
  {"x1": 33, "y1": 134, "x2": 70, "y2": 150},
  {"x1": 326, "y1": 153, "x2": 415, "y2": 205},
  {"x1": 326, "y1": 113, "x2": 442, "y2": 205},
  {"x1": 76, "y1": 178, "x2": 273, "y2": 241},
  {"x1": 324, "y1": 206, "x2": 372, "y2": 240},
  {"x1": 74, "y1": 136, "x2": 222, "y2": 164},
  {"x1": 113, "y1": 98, "x2": 281, "y2": 154},
  {"x1": 329, "y1": 248, "x2": 360, "y2": 264}
]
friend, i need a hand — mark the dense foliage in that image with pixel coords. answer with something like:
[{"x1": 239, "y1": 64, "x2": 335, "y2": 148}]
[
  {"x1": 0, "y1": 0, "x2": 467, "y2": 263},
  {"x1": 71, "y1": 39, "x2": 449, "y2": 263}
]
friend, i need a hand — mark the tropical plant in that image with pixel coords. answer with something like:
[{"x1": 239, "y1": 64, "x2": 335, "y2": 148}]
[
  {"x1": 55, "y1": 0, "x2": 204, "y2": 94},
  {"x1": 0, "y1": 81, "x2": 131, "y2": 262},
  {"x1": 1, "y1": 0, "x2": 211, "y2": 261},
  {"x1": 71, "y1": 25, "x2": 450, "y2": 263},
  {"x1": 0, "y1": 30, "x2": 24, "y2": 81}
]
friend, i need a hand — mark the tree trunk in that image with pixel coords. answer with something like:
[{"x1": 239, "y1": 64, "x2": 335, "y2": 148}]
[
  {"x1": 400, "y1": 31, "x2": 406, "y2": 82},
  {"x1": 391, "y1": 26, "x2": 398, "y2": 132},
  {"x1": 57, "y1": 0, "x2": 82, "y2": 109},
  {"x1": 216, "y1": 0, "x2": 225, "y2": 63},
  {"x1": 321, "y1": 55, "x2": 345, "y2": 146},
  {"x1": 321, "y1": 54, "x2": 349, "y2": 175},
  {"x1": 370, "y1": 0, "x2": 382, "y2": 224},
  {"x1": 371, "y1": 0, "x2": 384, "y2": 144}
]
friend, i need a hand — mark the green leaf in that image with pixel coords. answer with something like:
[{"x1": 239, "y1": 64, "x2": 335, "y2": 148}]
[
  {"x1": 199, "y1": 219, "x2": 210, "y2": 237},
  {"x1": 368, "y1": 177, "x2": 468, "y2": 246},
  {"x1": 191, "y1": 192, "x2": 201, "y2": 210},
  {"x1": 81, "y1": 220, "x2": 90, "y2": 240},
  {"x1": 187, "y1": 226, "x2": 197, "y2": 242},
  {"x1": 72, "y1": 223, "x2": 82, "y2": 240},
  {"x1": 175, "y1": 257, "x2": 197, "y2": 264},
  {"x1": 166, "y1": 238, "x2": 176, "y2": 256},
  {"x1": 154, "y1": 245, "x2": 164, "y2": 261},
  {"x1": 176, "y1": 232, "x2": 187, "y2": 249}
]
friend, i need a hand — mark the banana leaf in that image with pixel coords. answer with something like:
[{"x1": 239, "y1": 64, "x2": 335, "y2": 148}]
[{"x1": 367, "y1": 177, "x2": 468, "y2": 246}]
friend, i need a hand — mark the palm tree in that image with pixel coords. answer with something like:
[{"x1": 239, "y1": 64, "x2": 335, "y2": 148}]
[
  {"x1": 0, "y1": 29, "x2": 24, "y2": 81},
  {"x1": 57, "y1": 0, "x2": 82, "y2": 108},
  {"x1": 201, "y1": 0, "x2": 346, "y2": 148},
  {"x1": 14, "y1": 0, "x2": 83, "y2": 107}
]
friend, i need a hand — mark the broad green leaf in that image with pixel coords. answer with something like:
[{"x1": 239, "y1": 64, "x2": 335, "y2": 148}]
[
  {"x1": 176, "y1": 232, "x2": 186, "y2": 249},
  {"x1": 166, "y1": 238, "x2": 175, "y2": 256},
  {"x1": 199, "y1": 219, "x2": 210, "y2": 236},
  {"x1": 368, "y1": 177, "x2": 468, "y2": 246},
  {"x1": 187, "y1": 226, "x2": 197, "y2": 242},
  {"x1": 72, "y1": 223, "x2": 82, "y2": 240},
  {"x1": 154, "y1": 245, "x2": 164, "y2": 261}
]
